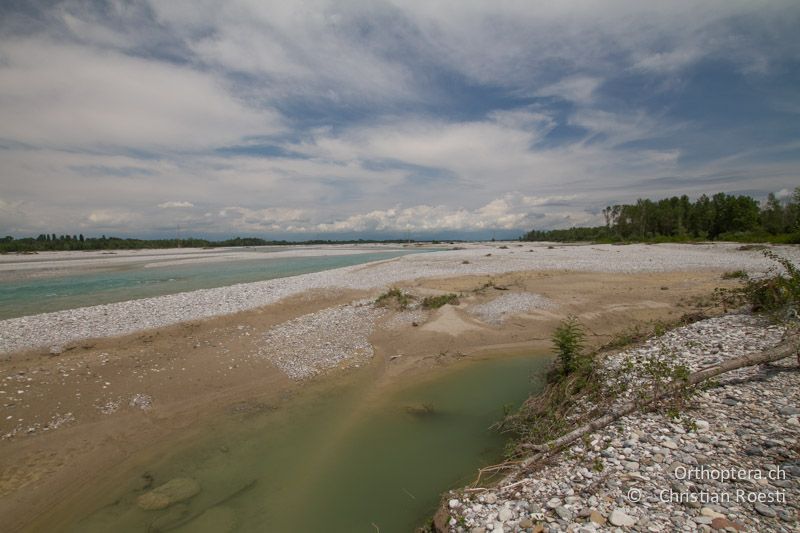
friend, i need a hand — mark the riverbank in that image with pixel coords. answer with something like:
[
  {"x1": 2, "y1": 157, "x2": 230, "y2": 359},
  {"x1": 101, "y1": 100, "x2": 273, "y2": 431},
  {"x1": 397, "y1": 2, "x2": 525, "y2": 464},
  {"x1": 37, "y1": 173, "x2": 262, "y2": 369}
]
[
  {"x1": 0, "y1": 243, "x2": 430, "y2": 280},
  {"x1": 3, "y1": 242, "x2": 797, "y2": 354},
  {"x1": 1, "y1": 243, "x2": 798, "y2": 531},
  {"x1": 442, "y1": 313, "x2": 799, "y2": 532}
]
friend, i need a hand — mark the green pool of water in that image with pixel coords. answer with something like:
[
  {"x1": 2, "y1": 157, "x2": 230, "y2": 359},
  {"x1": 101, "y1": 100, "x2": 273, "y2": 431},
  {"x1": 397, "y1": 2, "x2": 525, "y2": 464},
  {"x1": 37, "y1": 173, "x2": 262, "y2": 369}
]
[{"x1": 65, "y1": 354, "x2": 550, "y2": 533}]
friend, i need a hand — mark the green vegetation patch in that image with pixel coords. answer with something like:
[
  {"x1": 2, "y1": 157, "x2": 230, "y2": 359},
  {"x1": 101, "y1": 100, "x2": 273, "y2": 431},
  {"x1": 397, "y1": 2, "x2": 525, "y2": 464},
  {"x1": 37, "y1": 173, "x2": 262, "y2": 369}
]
[
  {"x1": 421, "y1": 293, "x2": 460, "y2": 309},
  {"x1": 375, "y1": 287, "x2": 415, "y2": 310},
  {"x1": 551, "y1": 315, "x2": 589, "y2": 376}
]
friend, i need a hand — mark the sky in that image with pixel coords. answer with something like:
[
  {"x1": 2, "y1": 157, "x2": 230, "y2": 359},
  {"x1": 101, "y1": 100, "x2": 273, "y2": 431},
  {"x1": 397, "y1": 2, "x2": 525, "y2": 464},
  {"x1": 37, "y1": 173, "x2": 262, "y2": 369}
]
[{"x1": 0, "y1": 0, "x2": 799, "y2": 240}]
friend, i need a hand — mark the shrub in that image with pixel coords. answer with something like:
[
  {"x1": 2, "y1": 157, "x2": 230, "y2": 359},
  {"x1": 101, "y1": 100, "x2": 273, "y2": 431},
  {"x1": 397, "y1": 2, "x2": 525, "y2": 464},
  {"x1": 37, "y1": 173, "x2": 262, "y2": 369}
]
[
  {"x1": 421, "y1": 293, "x2": 459, "y2": 309},
  {"x1": 552, "y1": 315, "x2": 587, "y2": 375},
  {"x1": 715, "y1": 250, "x2": 800, "y2": 321},
  {"x1": 743, "y1": 251, "x2": 799, "y2": 318}
]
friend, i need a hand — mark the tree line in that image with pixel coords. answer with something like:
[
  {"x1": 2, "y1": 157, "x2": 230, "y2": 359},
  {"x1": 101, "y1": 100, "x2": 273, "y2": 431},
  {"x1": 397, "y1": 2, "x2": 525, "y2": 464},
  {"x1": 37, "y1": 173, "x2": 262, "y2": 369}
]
[
  {"x1": 522, "y1": 189, "x2": 800, "y2": 243},
  {"x1": 0, "y1": 235, "x2": 418, "y2": 253}
]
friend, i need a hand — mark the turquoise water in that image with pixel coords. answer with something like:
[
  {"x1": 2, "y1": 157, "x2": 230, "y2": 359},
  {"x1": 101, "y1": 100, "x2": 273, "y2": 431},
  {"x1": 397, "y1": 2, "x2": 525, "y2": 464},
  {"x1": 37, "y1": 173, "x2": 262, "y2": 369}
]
[
  {"x1": 63, "y1": 354, "x2": 550, "y2": 533},
  {"x1": 0, "y1": 250, "x2": 424, "y2": 319}
]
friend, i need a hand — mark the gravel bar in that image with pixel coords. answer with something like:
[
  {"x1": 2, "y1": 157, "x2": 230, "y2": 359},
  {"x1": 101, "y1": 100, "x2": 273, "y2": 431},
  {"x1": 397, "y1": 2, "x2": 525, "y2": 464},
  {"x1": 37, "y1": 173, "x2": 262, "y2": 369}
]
[{"x1": 1, "y1": 243, "x2": 797, "y2": 354}]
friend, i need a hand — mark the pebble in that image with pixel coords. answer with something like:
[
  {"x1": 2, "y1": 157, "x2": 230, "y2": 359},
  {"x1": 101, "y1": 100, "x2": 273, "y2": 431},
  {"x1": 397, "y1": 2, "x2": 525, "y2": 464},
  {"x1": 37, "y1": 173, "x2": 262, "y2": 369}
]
[
  {"x1": 609, "y1": 509, "x2": 636, "y2": 527},
  {"x1": 754, "y1": 503, "x2": 777, "y2": 518}
]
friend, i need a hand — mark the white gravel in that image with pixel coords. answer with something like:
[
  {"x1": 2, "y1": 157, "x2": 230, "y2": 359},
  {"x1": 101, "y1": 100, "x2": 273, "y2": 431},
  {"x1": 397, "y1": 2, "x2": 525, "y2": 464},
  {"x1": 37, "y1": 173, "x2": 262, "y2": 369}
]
[
  {"x1": 382, "y1": 308, "x2": 430, "y2": 330},
  {"x1": 447, "y1": 314, "x2": 799, "y2": 532},
  {"x1": 255, "y1": 300, "x2": 384, "y2": 380},
  {"x1": 1, "y1": 243, "x2": 797, "y2": 354},
  {"x1": 469, "y1": 292, "x2": 556, "y2": 325}
]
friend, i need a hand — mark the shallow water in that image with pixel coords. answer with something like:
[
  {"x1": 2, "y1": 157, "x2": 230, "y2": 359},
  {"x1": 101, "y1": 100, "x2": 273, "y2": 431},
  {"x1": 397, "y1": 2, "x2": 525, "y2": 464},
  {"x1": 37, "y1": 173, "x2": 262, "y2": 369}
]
[
  {"x1": 64, "y1": 354, "x2": 550, "y2": 533},
  {"x1": 0, "y1": 250, "x2": 424, "y2": 319}
]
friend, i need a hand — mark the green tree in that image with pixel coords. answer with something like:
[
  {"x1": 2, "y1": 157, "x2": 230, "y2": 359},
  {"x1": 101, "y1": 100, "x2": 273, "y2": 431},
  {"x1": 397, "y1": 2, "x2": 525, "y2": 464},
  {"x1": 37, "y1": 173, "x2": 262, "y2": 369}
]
[{"x1": 761, "y1": 193, "x2": 786, "y2": 234}]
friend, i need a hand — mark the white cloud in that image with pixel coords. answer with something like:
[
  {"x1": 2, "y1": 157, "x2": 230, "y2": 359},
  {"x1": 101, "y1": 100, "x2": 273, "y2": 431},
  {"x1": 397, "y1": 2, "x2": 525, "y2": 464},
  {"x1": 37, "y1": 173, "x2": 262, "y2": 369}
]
[
  {"x1": 536, "y1": 76, "x2": 603, "y2": 104},
  {"x1": 85, "y1": 209, "x2": 137, "y2": 226},
  {"x1": 633, "y1": 47, "x2": 704, "y2": 74},
  {"x1": 522, "y1": 195, "x2": 579, "y2": 207},
  {"x1": 218, "y1": 206, "x2": 308, "y2": 230},
  {"x1": 137, "y1": 0, "x2": 800, "y2": 108},
  {"x1": 0, "y1": 39, "x2": 283, "y2": 151},
  {"x1": 313, "y1": 195, "x2": 576, "y2": 233},
  {"x1": 158, "y1": 201, "x2": 195, "y2": 209}
]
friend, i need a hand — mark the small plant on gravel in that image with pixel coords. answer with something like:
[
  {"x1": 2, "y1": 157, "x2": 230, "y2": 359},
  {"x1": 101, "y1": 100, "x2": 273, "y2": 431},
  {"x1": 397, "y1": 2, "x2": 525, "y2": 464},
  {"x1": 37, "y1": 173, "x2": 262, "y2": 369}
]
[
  {"x1": 375, "y1": 287, "x2": 414, "y2": 310},
  {"x1": 421, "y1": 293, "x2": 459, "y2": 309},
  {"x1": 722, "y1": 269, "x2": 748, "y2": 280},
  {"x1": 610, "y1": 344, "x2": 693, "y2": 416}
]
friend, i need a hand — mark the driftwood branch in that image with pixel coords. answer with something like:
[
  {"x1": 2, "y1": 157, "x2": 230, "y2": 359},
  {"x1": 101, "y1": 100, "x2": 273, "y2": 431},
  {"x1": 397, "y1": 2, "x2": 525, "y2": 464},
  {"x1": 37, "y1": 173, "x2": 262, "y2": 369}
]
[{"x1": 496, "y1": 331, "x2": 799, "y2": 487}]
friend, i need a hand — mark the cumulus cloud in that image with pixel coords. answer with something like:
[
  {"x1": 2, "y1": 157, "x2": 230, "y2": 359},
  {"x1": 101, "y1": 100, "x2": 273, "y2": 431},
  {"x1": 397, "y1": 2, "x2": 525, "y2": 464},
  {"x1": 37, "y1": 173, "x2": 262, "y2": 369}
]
[
  {"x1": 311, "y1": 195, "x2": 593, "y2": 234},
  {"x1": 158, "y1": 201, "x2": 195, "y2": 209},
  {"x1": 522, "y1": 195, "x2": 580, "y2": 207},
  {"x1": 85, "y1": 209, "x2": 137, "y2": 226}
]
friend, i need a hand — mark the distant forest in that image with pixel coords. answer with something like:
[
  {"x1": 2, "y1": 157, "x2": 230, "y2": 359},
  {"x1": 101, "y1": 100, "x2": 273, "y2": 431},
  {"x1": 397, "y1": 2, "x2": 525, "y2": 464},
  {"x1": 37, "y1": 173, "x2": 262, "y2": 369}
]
[
  {"x1": 0, "y1": 235, "x2": 417, "y2": 253},
  {"x1": 522, "y1": 189, "x2": 800, "y2": 244},
  {"x1": 4, "y1": 189, "x2": 799, "y2": 252}
]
